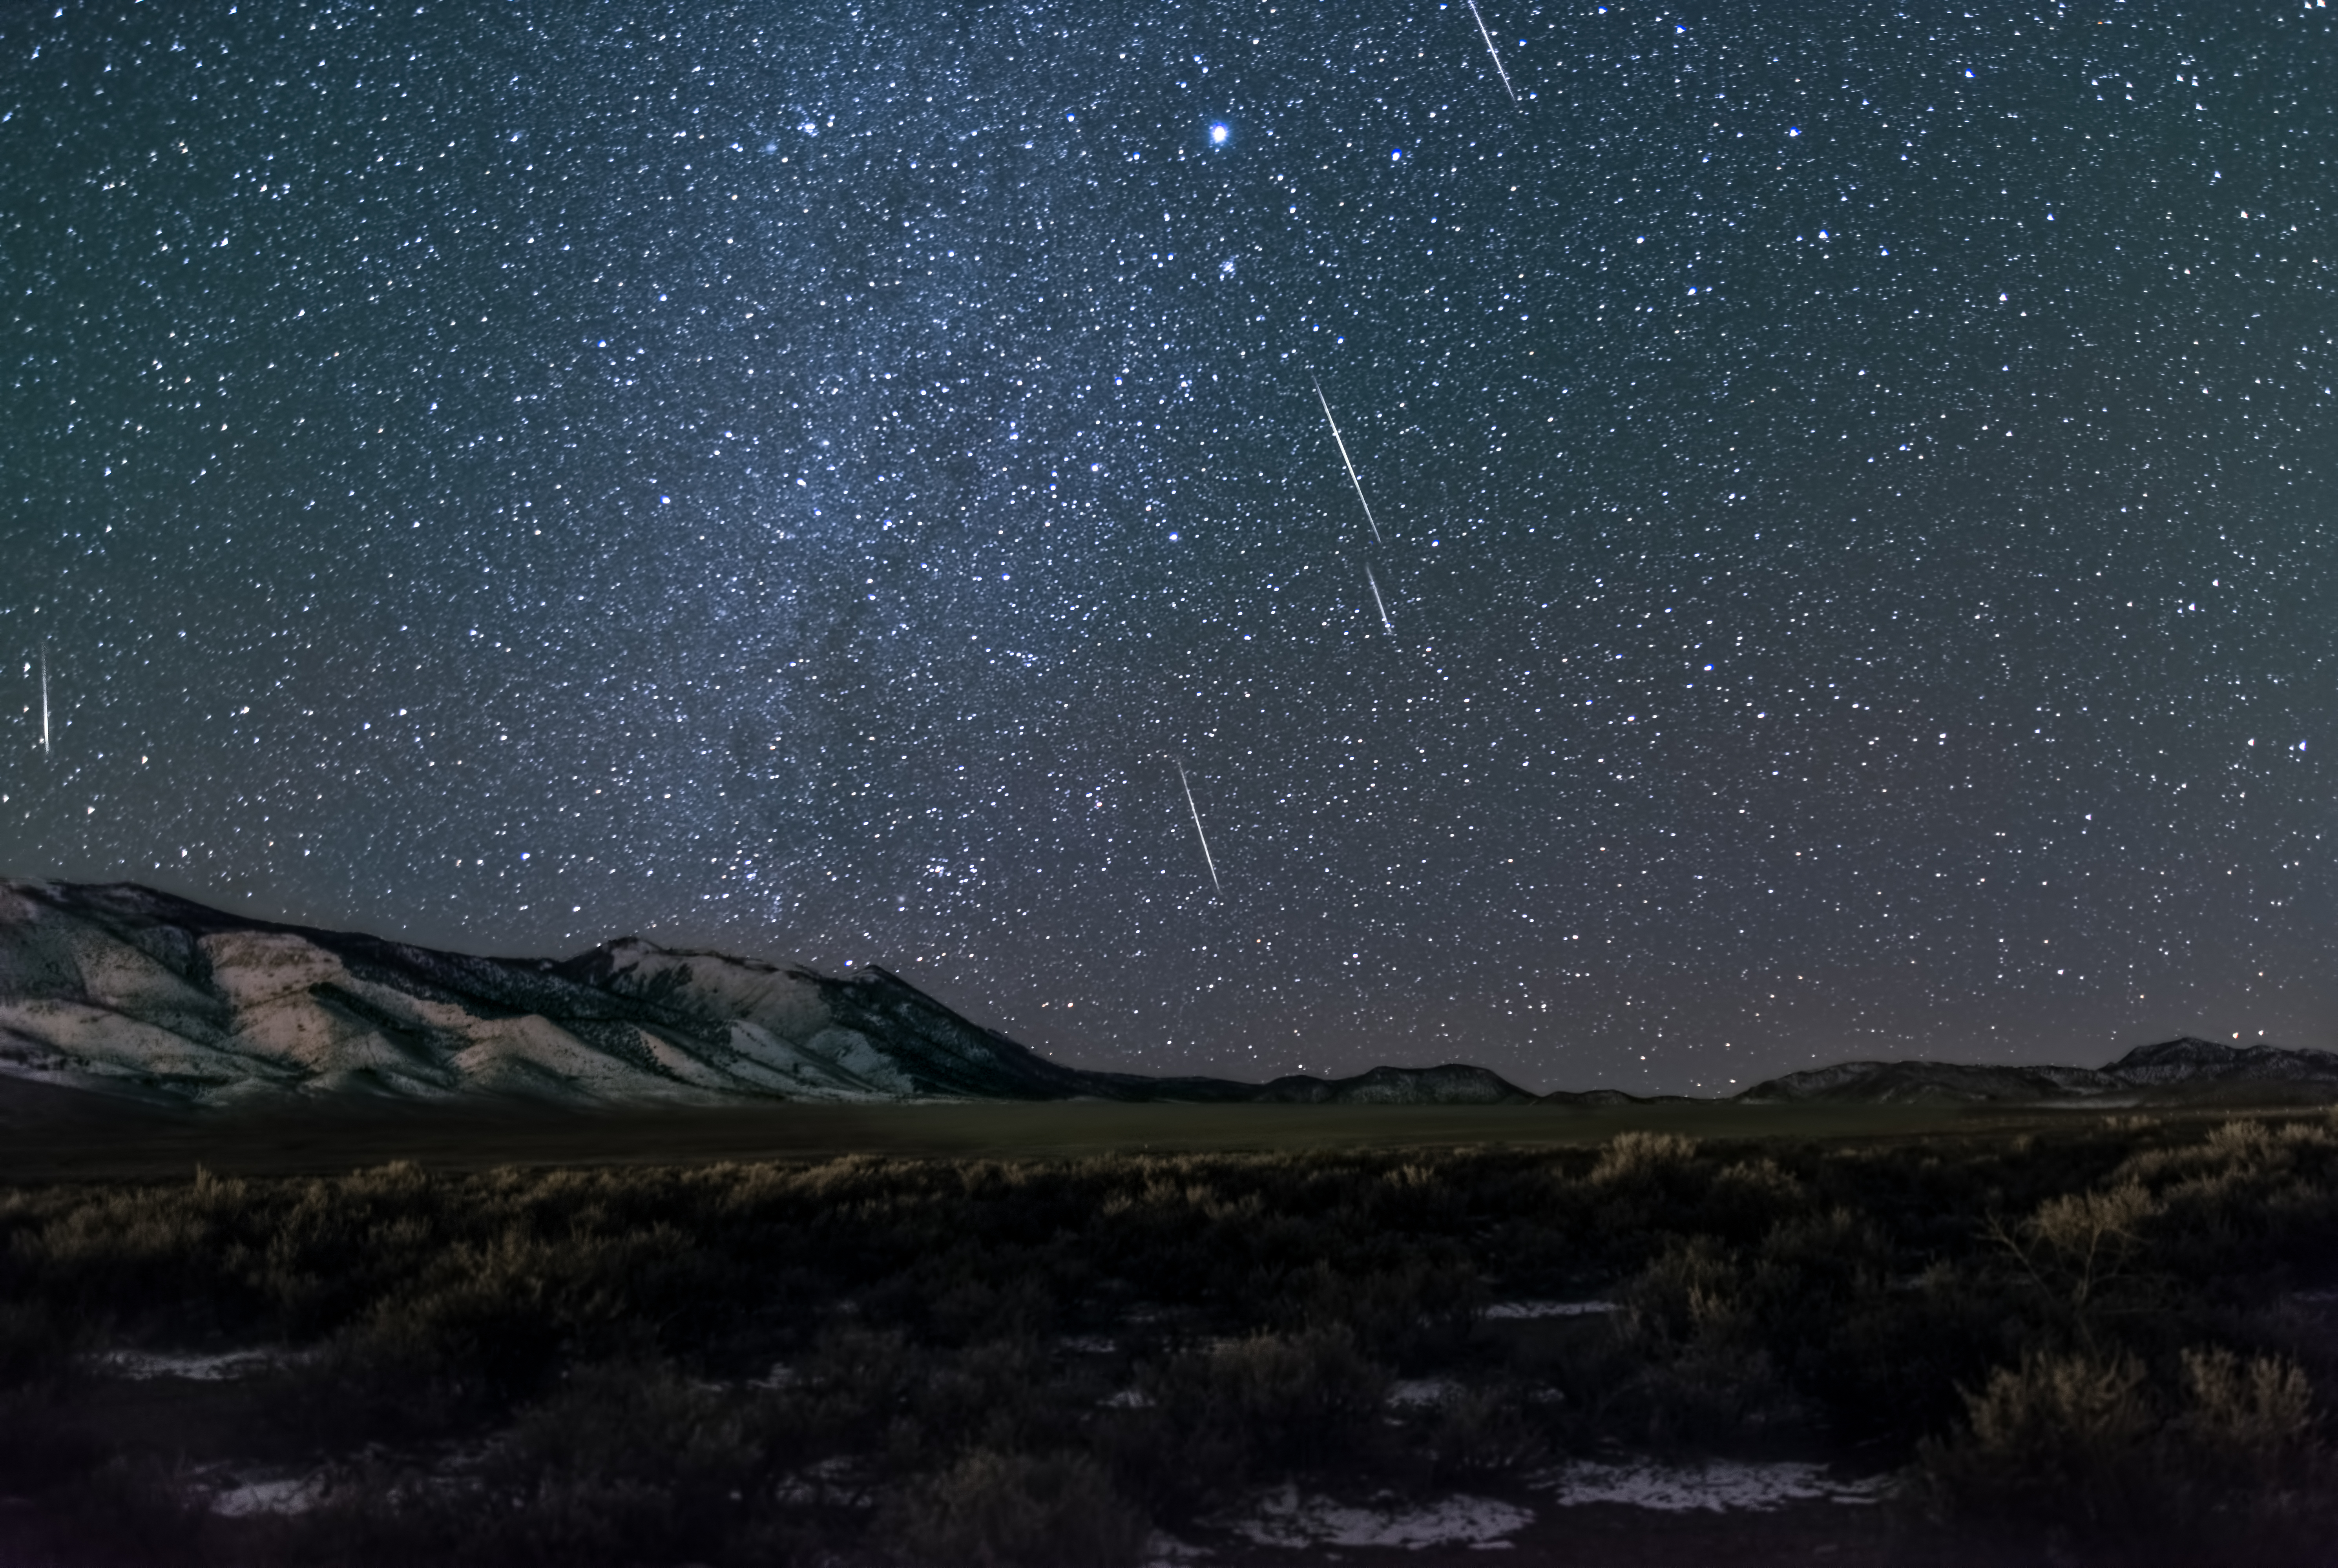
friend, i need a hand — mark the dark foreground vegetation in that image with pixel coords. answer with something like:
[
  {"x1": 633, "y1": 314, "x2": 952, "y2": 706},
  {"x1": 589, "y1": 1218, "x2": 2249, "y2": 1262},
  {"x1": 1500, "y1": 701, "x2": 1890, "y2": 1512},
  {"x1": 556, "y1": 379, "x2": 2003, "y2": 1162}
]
[{"x1": 2, "y1": 1112, "x2": 2336, "y2": 1566}]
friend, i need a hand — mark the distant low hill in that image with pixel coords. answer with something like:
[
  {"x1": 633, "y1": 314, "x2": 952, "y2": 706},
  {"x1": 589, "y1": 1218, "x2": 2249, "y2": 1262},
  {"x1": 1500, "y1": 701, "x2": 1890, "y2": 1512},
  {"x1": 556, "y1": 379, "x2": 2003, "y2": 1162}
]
[
  {"x1": 2, "y1": 879, "x2": 2332, "y2": 1112},
  {"x1": 1736, "y1": 1037, "x2": 2338, "y2": 1108}
]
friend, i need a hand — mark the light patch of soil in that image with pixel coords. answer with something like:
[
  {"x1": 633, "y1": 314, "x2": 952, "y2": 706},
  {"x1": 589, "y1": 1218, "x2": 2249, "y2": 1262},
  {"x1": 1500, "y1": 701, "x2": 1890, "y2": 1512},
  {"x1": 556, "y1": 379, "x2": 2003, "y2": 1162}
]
[
  {"x1": 1483, "y1": 1298, "x2": 1618, "y2": 1319},
  {"x1": 1385, "y1": 1376, "x2": 1464, "y2": 1410},
  {"x1": 91, "y1": 1346, "x2": 310, "y2": 1382},
  {"x1": 1536, "y1": 1457, "x2": 1895, "y2": 1513},
  {"x1": 1217, "y1": 1482, "x2": 1535, "y2": 1552},
  {"x1": 208, "y1": 1473, "x2": 328, "y2": 1518},
  {"x1": 773, "y1": 1455, "x2": 878, "y2": 1510},
  {"x1": 1140, "y1": 1530, "x2": 1214, "y2": 1565}
]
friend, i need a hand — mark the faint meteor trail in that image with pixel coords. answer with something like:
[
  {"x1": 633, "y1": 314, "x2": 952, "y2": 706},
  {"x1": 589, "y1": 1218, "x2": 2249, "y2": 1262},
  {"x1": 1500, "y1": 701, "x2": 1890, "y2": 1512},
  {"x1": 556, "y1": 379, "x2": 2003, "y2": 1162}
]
[
  {"x1": 1365, "y1": 563, "x2": 1396, "y2": 636},
  {"x1": 1311, "y1": 376, "x2": 1383, "y2": 544},
  {"x1": 1174, "y1": 758, "x2": 1223, "y2": 896},
  {"x1": 39, "y1": 644, "x2": 50, "y2": 756},
  {"x1": 1466, "y1": 0, "x2": 1519, "y2": 104}
]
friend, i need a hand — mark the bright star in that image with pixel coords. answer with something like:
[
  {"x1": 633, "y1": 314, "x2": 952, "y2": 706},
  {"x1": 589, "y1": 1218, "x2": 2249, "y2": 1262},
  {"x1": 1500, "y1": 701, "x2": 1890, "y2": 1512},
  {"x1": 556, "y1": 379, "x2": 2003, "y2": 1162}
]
[{"x1": 1209, "y1": 123, "x2": 1229, "y2": 145}]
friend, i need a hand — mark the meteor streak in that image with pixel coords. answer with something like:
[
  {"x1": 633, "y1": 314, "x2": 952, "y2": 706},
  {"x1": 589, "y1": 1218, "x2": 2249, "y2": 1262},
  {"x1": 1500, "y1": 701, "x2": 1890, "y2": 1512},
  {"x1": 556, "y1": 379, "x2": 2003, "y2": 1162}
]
[
  {"x1": 1174, "y1": 758, "x2": 1223, "y2": 896},
  {"x1": 1365, "y1": 563, "x2": 1395, "y2": 636},
  {"x1": 1311, "y1": 376, "x2": 1383, "y2": 544},
  {"x1": 1465, "y1": 0, "x2": 1519, "y2": 105},
  {"x1": 39, "y1": 644, "x2": 50, "y2": 756}
]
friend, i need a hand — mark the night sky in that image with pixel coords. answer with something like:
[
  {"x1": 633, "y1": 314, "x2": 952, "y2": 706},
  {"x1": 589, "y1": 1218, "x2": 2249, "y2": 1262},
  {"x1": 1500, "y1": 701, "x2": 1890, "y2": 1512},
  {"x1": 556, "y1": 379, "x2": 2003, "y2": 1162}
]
[{"x1": 3, "y1": 0, "x2": 2334, "y2": 1094}]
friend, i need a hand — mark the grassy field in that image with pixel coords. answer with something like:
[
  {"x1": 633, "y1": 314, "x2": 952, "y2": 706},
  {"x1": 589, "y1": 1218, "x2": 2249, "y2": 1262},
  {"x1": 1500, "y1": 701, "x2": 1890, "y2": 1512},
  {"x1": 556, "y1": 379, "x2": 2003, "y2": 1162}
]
[{"x1": 2, "y1": 1100, "x2": 2335, "y2": 1566}]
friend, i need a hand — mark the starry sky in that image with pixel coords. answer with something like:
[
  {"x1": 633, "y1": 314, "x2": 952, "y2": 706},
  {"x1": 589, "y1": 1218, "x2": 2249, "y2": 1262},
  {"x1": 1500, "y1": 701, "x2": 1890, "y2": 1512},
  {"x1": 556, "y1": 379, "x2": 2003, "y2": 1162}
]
[{"x1": 3, "y1": 0, "x2": 2334, "y2": 1094}]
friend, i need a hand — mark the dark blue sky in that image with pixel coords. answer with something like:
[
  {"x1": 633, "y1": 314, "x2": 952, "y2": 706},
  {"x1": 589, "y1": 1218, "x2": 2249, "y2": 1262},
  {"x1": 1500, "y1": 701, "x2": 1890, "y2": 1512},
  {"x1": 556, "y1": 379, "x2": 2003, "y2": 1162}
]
[{"x1": 3, "y1": 0, "x2": 2333, "y2": 1093}]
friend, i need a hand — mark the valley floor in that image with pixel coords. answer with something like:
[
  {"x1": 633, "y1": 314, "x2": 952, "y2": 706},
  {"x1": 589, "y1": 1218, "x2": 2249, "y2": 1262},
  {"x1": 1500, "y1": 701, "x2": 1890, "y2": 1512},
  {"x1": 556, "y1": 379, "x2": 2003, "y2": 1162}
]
[{"x1": 0, "y1": 1080, "x2": 2298, "y2": 1182}]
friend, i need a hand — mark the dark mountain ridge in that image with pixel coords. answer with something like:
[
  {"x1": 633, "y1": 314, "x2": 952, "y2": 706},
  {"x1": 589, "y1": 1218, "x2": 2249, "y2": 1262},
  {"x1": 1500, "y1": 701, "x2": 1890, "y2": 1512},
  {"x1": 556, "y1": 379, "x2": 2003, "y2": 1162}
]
[
  {"x1": 1, "y1": 880, "x2": 2330, "y2": 1111},
  {"x1": 1738, "y1": 1039, "x2": 2338, "y2": 1107}
]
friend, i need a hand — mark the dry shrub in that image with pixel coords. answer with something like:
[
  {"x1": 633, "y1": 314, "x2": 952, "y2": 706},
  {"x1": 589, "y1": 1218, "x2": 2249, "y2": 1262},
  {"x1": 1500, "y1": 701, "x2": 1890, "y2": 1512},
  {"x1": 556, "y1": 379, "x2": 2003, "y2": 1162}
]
[
  {"x1": 240, "y1": 1368, "x2": 784, "y2": 1568},
  {"x1": 925, "y1": 1273, "x2": 1057, "y2": 1346},
  {"x1": 1269, "y1": 1256, "x2": 1482, "y2": 1364},
  {"x1": 1611, "y1": 1235, "x2": 1788, "y2": 1443},
  {"x1": 1590, "y1": 1131, "x2": 1698, "y2": 1185},
  {"x1": 2178, "y1": 1346, "x2": 2311, "y2": 1451},
  {"x1": 892, "y1": 1449, "x2": 1147, "y2": 1568},
  {"x1": 1743, "y1": 1207, "x2": 1889, "y2": 1346},
  {"x1": 1170, "y1": 1327, "x2": 1388, "y2": 1466},
  {"x1": 462, "y1": 1362, "x2": 770, "y2": 1566},
  {"x1": 900, "y1": 1335, "x2": 1062, "y2": 1458},
  {"x1": 1920, "y1": 1349, "x2": 2159, "y2": 1527},
  {"x1": 1977, "y1": 1181, "x2": 2168, "y2": 1355},
  {"x1": 263, "y1": 1215, "x2": 683, "y2": 1448},
  {"x1": 1628, "y1": 1338, "x2": 1784, "y2": 1446},
  {"x1": 1622, "y1": 1235, "x2": 1745, "y2": 1350},
  {"x1": 13, "y1": 1177, "x2": 255, "y2": 1334},
  {"x1": 796, "y1": 1324, "x2": 925, "y2": 1454},
  {"x1": 1421, "y1": 1385, "x2": 1546, "y2": 1479},
  {"x1": 1921, "y1": 1344, "x2": 2333, "y2": 1543},
  {"x1": 2168, "y1": 1347, "x2": 2320, "y2": 1501},
  {"x1": 2021, "y1": 1183, "x2": 2161, "y2": 1307},
  {"x1": 1702, "y1": 1157, "x2": 1811, "y2": 1240},
  {"x1": 498, "y1": 1360, "x2": 763, "y2": 1495},
  {"x1": 259, "y1": 1318, "x2": 484, "y2": 1450},
  {"x1": 1811, "y1": 1263, "x2": 2024, "y2": 1444},
  {"x1": 1110, "y1": 1327, "x2": 1389, "y2": 1513}
]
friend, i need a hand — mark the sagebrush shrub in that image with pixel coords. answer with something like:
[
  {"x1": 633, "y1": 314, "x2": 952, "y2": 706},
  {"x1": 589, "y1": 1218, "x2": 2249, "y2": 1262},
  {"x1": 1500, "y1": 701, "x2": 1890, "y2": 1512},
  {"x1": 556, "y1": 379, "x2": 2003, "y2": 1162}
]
[
  {"x1": 1922, "y1": 1349, "x2": 2159, "y2": 1526},
  {"x1": 498, "y1": 1360, "x2": 763, "y2": 1495},
  {"x1": 1921, "y1": 1344, "x2": 2333, "y2": 1544},
  {"x1": 1590, "y1": 1131, "x2": 1698, "y2": 1185},
  {"x1": 1107, "y1": 1327, "x2": 1390, "y2": 1513},
  {"x1": 891, "y1": 1449, "x2": 1147, "y2": 1568},
  {"x1": 2019, "y1": 1182, "x2": 2161, "y2": 1312},
  {"x1": 1161, "y1": 1326, "x2": 1388, "y2": 1468},
  {"x1": 1422, "y1": 1384, "x2": 1546, "y2": 1478},
  {"x1": 2166, "y1": 1346, "x2": 2321, "y2": 1507}
]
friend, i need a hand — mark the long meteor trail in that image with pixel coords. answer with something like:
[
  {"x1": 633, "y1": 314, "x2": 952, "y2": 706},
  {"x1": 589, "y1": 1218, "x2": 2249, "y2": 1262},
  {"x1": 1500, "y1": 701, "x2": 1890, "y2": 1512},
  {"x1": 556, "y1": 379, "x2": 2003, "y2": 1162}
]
[
  {"x1": 1174, "y1": 758, "x2": 1223, "y2": 896},
  {"x1": 1466, "y1": 0, "x2": 1519, "y2": 105},
  {"x1": 1312, "y1": 376, "x2": 1383, "y2": 544},
  {"x1": 1365, "y1": 563, "x2": 1396, "y2": 636},
  {"x1": 39, "y1": 644, "x2": 50, "y2": 756}
]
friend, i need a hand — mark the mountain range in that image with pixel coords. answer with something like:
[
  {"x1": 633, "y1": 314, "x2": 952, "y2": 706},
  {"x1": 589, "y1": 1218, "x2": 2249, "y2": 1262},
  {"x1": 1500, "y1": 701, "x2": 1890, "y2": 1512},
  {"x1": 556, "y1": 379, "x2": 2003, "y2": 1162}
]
[
  {"x1": 0, "y1": 880, "x2": 1529, "y2": 1109},
  {"x1": 3, "y1": 879, "x2": 2334, "y2": 1112}
]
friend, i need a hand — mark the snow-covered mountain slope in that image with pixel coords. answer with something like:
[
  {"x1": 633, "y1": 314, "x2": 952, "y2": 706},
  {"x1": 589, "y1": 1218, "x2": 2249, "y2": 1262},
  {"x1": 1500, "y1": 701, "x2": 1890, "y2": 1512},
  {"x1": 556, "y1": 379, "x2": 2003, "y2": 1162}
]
[{"x1": 0, "y1": 881, "x2": 1534, "y2": 1109}]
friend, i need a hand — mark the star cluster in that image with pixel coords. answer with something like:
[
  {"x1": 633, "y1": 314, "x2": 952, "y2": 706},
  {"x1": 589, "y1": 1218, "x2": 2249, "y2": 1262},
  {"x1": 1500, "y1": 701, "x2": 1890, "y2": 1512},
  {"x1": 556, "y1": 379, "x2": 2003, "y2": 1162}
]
[{"x1": 3, "y1": 0, "x2": 2334, "y2": 1092}]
